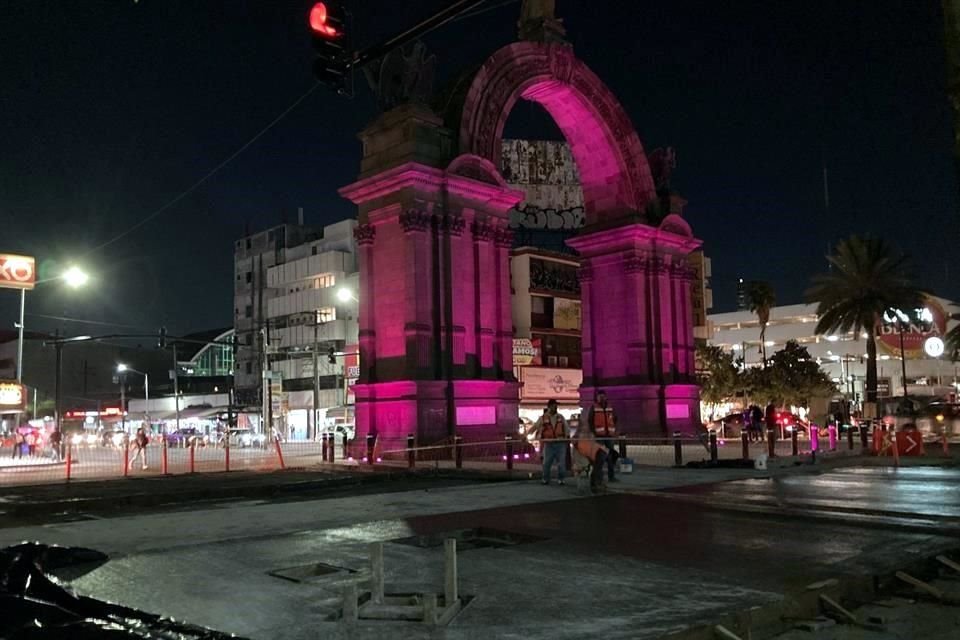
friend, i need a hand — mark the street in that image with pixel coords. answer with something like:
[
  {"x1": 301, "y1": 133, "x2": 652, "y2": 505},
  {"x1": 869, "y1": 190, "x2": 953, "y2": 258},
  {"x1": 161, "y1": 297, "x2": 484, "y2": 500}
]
[{"x1": 2, "y1": 460, "x2": 958, "y2": 639}]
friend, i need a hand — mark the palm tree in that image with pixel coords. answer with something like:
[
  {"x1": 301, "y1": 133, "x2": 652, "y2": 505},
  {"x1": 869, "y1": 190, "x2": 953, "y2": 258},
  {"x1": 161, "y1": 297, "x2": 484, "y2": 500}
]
[
  {"x1": 746, "y1": 281, "x2": 776, "y2": 367},
  {"x1": 806, "y1": 235, "x2": 923, "y2": 406}
]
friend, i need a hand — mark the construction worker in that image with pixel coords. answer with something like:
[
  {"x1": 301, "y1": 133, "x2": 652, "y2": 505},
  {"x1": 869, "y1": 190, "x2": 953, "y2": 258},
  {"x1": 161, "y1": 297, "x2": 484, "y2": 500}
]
[
  {"x1": 573, "y1": 429, "x2": 608, "y2": 493},
  {"x1": 529, "y1": 399, "x2": 569, "y2": 485},
  {"x1": 586, "y1": 389, "x2": 618, "y2": 482}
]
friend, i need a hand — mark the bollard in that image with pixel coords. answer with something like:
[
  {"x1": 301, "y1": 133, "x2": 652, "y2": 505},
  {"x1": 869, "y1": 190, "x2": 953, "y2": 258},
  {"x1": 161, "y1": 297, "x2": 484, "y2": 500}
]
[
  {"x1": 847, "y1": 425, "x2": 855, "y2": 450},
  {"x1": 767, "y1": 429, "x2": 776, "y2": 457},
  {"x1": 618, "y1": 436, "x2": 627, "y2": 459},
  {"x1": 123, "y1": 443, "x2": 129, "y2": 477},
  {"x1": 342, "y1": 434, "x2": 349, "y2": 460},
  {"x1": 161, "y1": 437, "x2": 168, "y2": 475},
  {"x1": 791, "y1": 428, "x2": 799, "y2": 456},
  {"x1": 891, "y1": 431, "x2": 900, "y2": 467},
  {"x1": 274, "y1": 436, "x2": 285, "y2": 470},
  {"x1": 444, "y1": 538, "x2": 458, "y2": 604},
  {"x1": 673, "y1": 432, "x2": 683, "y2": 467},
  {"x1": 810, "y1": 425, "x2": 819, "y2": 452},
  {"x1": 872, "y1": 427, "x2": 882, "y2": 454},
  {"x1": 828, "y1": 425, "x2": 837, "y2": 451},
  {"x1": 944, "y1": 432, "x2": 950, "y2": 457},
  {"x1": 189, "y1": 441, "x2": 196, "y2": 473},
  {"x1": 861, "y1": 423, "x2": 870, "y2": 451},
  {"x1": 329, "y1": 434, "x2": 336, "y2": 464},
  {"x1": 225, "y1": 434, "x2": 231, "y2": 472},
  {"x1": 565, "y1": 439, "x2": 573, "y2": 473},
  {"x1": 366, "y1": 433, "x2": 375, "y2": 464},
  {"x1": 455, "y1": 435, "x2": 463, "y2": 469},
  {"x1": 407, "y1": 434, "x2": 416, "y2": 469},
  {"x1": 709, "y1": 430, "x2": 718, "y2": 463},
  {"x1": 505, "y1": 435, "x2": 514, "y2": 470},
  {"x1": 741, "y1": 430, "x2": 749, "y2": 460},
  {"x1": 322, "y1": 433, "x2": 330, "y2": 462},
  {"x1": 65, "y1": 441, "x2": 73, "y2": 482}
]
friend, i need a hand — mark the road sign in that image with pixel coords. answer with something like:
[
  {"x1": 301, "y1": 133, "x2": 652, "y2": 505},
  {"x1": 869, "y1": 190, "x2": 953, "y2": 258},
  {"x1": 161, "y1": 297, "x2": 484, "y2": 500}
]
[
  {"x1": 0, "y1": 254, "x2": 36, "y2": 290},
  {"x1": 896, "y1": 431, "x2": 924, "y2": 457}
]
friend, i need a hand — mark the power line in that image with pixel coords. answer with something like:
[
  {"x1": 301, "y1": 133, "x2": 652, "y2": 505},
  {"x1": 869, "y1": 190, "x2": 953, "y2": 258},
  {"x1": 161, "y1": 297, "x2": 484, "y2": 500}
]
[
  {"x1": 83, "y1": 81, "x2": 324, "y2": 255},
  {"x1": 26, "y1": 314, "x2": 152, "y2": 331}
]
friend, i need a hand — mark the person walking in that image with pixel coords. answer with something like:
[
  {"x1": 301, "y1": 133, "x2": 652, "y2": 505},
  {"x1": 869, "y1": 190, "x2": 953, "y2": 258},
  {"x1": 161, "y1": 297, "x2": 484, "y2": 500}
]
[
  {"x1": 764, "y1": 402, "x2": 778, "y2": 451},
  {"x1": 25, "y1": 431, "x2": 36, "y2": 457},
  {"x1": 750, "y1": 404, "x2": 764, "y2": 442},
  {"x1": 12, "y1": 431, "x2": 24, "y2": 459},
  {"x1": 529, "y1": 399, "x2": 569, "y2": 485},
  {"x1": 49, "y1": 429, "x2": 62, "y2": 463},
  {"x1": 573, "y1": 430, "x2": 609, "y2": 494},
  {"x1": 132, "y1": 427, "x2": 150, "y2": 470},
  {"x1": 586, "y1": 389, "x2": 618, "y2": 482}
]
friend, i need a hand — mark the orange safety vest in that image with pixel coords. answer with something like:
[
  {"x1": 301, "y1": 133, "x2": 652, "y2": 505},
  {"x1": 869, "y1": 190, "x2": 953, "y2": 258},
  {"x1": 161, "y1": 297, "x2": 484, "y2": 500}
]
[
  {"x1": 575, "y1": 438, "x2": 603, "y2": 462},
  {"x1": 592, "y1": 406, "x2": 616, "y2": 437},
  {"x1": 539, "y1": 415, "x2": 566, "y2": 440}
]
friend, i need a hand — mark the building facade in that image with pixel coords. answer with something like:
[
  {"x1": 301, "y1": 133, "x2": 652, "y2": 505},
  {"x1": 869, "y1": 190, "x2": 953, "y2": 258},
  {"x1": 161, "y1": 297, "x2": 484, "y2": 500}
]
[
  {"x1": 707, "y1": 297, "x2": 960, "y2": 409},
  {"x1": 233, "y1": 219, "x2": 359, "y2": 439}
]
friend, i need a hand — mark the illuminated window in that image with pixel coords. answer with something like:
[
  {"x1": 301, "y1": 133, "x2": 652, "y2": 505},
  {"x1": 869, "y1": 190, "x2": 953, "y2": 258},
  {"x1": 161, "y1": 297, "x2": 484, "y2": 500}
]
[
  {"x1": 313, "y1": 274, "x2": 335, "y2": 289},
  {"x1": 316, "y1": 307, "x2": 336, "y2": 323}
]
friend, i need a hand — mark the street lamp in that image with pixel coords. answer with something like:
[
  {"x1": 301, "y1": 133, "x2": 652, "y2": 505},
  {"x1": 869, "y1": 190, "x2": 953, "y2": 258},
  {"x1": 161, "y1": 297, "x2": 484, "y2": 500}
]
[
  {"x1": 15, "y1": 266, "x2": 90, "y2": 382},
  {"x1": 117, "y1": 364, "x2": 149, "y2": 428},
  {"x1": 336, "y1": 287, "x2": 357, "y2": 303}
]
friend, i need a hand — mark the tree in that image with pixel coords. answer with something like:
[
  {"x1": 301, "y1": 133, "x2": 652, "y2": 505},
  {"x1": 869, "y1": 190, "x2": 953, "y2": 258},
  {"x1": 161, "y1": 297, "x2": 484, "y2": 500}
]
[
  {"x1": 745, "y1": 281, "x2": 776, "y2": 366},
  {"x1": 743, "y1": 341, "x2": 835, "y2": 407},
  {"x1": 806, "y1": 235, "x2": 923, "y2": 407},
  {"x1": 696, "y1": 344, "x2": 740, "y2": 406}
]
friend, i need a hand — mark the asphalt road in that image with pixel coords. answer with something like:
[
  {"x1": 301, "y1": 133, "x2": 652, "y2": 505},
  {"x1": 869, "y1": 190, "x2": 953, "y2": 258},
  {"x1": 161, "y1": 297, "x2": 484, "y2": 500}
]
[{"x1": 2, "y1": 464, "x2": 958, "y2": 639}]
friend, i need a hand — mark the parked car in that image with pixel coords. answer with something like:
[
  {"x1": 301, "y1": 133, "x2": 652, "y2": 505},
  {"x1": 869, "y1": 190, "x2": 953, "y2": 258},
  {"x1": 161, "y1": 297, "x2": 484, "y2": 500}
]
[
  {"x1": 69, "y1": 431, "x2": 99, "y2": 448},
  {"x1": 166, "y1": 428, "x2": 207, "y2": 448},
  {"x1": 226, "y1": 428, "x2": 266, "y2": 448},
  {"x1": 900, "y1": 402, "x2": 960, "y2": 438}
]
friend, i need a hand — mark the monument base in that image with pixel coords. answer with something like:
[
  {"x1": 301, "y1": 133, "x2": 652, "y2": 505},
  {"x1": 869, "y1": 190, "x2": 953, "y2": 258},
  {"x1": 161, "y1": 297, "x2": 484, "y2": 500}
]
[
  {"x1": 579, "y1": 384, "x2": 701, "y2": 436},
  {"x1": 354, "y1": 380, "x2": 520, "y2": 446}
]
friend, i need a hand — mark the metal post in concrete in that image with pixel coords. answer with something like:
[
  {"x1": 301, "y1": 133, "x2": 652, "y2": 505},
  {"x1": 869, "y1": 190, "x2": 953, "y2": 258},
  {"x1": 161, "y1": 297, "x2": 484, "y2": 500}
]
[
  {"x1": 617, "y1": 436, "x2": 626, "y2": 459},
  {"x1": 741, "y1": 430, "x2": 749, "y2": 460},
  {"x1": 454, "y1": 435, "x2": 463, "y2": 469},
  {"x1": 673, "y1": 432, "x2": 683, "y2": 467},
  {"x1": 791, "y1": 428, "x2": 799, "y2": 457},
  {"x1": 444, "y1": 538, "x2": 458, "y2": 605},
  {"x1": 709, "y1": 430, "x2": 718, "y2": 463},
  {"x1": 505, "y1": 435, "x2": 513, "y2": 470},
  {"x1": 767, "y1": 430, "x2": 775, "y2": 457},
  {"x1": 860, "y1": 423, "x2": 870, "y2": 451},
  {"x1": 370, "y1": 542, "x2": 384, "y2": 604},
  {"x1": 407, "y1": 434, "x2": 415, "y2": 468},
  {"x1": 342, "y1": 582, "x2": 358, "y2": 622},
  {"x1": 847, "y1": 425, "x2": 855, "y2": 450},
  {"x1": 322, "y1": 433, "x2": 329, "y2": 462},
  {"x1": 329, "y1": 434, "x2": 336, "y2": 464},
  {"x1": 366, "y1": 433, "x2": 375, "y2": 463}
]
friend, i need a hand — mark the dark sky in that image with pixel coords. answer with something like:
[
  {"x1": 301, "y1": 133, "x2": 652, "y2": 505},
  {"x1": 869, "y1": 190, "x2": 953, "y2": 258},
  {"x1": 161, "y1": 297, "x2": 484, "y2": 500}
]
[{"x1": 1, "y1": 0, "x2": 956, "y2": 339}]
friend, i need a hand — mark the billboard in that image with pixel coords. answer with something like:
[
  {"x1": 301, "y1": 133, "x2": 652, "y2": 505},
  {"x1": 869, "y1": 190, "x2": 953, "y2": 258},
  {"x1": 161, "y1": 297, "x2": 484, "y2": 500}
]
[
  {"x1": 0, "y1": 254, "x2": 36, "y2": 291},
  {"x1": 877, "y1": 298, "x2": 947, "y2": 359},
  {"x1": 0, "y1": 382, "x2": 27, "y2": 411},
  {"x1": 520, "y1": 367, "x2": 582, "y2": 402},
  {"x1": 553, "y1": 298, "x2": 581, "y2": 330},
  {"x1": 513, "y1": 338, "x2": 542, "y2": 366}
]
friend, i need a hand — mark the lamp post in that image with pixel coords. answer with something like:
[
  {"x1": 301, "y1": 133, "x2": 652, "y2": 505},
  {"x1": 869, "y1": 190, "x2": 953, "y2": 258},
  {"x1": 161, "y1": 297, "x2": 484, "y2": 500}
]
[
  {"x1": 117, "y1": 364, "x2": 149, "y2": 428},
  {"x1": 14, "y1": 266, "x2": 89, "y2": 382},
  {"x1": 336, "y1": 288, "x2": 358, "y2": 407}
]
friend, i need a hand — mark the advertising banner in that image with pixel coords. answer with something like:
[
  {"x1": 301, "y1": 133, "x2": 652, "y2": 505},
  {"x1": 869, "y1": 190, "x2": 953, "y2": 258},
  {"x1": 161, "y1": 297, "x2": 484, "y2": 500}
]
[
  {"x1": 0, "y1": 254, "x2": 36, "y2": 291},
  {"x1": 513, "y1": 338, "x2": 542, "y2": 366},
  {"x1": 520, "y1": 367, "x2": 582, "y2": 402},
  {"x1": 0, "y1": 382, "x2": 26, "y2": 411},
  {"x1": 877, "y1": 298, "x2": 947, "y2": 359}
]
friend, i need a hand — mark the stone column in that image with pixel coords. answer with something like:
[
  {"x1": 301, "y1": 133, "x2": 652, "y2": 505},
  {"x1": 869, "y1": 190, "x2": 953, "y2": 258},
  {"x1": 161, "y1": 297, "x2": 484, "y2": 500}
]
[
  {"x1": 354, "y1": 224, "x2": 377, "y2": 382},
  {"x1": 472, "y1": 220, "x2": 497, "y2": 374},
  {"x1": 495, "y1": 228, "x2": 515, "y2": 379},
  {"x1": 652, "y1": 256, "x2": 675, "y2": 384},
  {"x1": 576, "y1": 262, "x2": 595, "y2": 385},
  {"x1": 399, "y1": 209, "x2": 435, "y2": 376},
  {"x1": 624, "y1": 251, "x2": 651, "y2": 382}
]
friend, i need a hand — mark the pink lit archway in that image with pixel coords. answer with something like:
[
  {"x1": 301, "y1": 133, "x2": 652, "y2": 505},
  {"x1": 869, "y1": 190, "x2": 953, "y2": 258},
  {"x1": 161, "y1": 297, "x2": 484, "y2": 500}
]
[{"x1": 458, "y1": 41, "x2": 656, "y2": 225}]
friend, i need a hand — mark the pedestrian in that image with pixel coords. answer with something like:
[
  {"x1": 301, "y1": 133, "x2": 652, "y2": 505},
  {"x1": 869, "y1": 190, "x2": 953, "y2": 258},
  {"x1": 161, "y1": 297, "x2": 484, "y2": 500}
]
[
  {"x1": 529, "y1": 399, "x2": 569, "y2": 485},
  {"x1": 586, "y1": 389, "x2": 618, "y2": 482},
  {"x1": 12, "y1": 431, "x2": 24, "y2": 459},
  {"x1": 25, "y1": 431, "x2": 36, "y2": 457},
  {"x1": 750, "y1": 404, "x2": 764, "y2": 442},
  {"x1": 573, "y1": 430, "x2": 609, "y2": 494},
  {"x1": 49, "y1": 429, "x2": 62, "y2": 462},
  {"x1": 132, "y1": 427, "x2": 149, "y2": 470}
]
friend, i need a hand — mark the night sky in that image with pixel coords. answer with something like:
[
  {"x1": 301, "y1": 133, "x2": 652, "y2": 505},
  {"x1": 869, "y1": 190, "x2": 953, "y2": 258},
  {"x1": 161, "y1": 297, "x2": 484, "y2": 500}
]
[{"x1": 1, "y1": 0, "x2": 956, "y2": 340}]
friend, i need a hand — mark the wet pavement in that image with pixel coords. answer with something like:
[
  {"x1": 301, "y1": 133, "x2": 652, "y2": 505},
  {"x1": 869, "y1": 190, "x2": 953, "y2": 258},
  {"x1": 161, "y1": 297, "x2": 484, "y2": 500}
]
[{"x1": 1, "y1": 464, "x2": 958, "y2": 639}]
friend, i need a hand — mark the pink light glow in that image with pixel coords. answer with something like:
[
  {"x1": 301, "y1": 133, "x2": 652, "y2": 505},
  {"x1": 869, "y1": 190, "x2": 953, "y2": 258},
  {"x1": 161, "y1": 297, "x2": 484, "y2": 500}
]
[
  {"x1": 376, "y1": 457, "x2": 383, "y2": 462},
  {"x1": 523, "y1": 453, "x2": 530, "y2": 459},
  {"x1": 502, "y1": 455, "x2": 508, "y2": 461}
]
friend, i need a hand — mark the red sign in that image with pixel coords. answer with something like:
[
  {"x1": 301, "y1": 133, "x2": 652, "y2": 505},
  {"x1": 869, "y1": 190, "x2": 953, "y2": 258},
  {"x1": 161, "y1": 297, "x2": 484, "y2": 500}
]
[
  {"x1": 896, "y1": 431, "x2": 924, "y2": 456},
  {"x1": 0, "y1": 254, "x2": 36, "y2": 291},
  {"x1": 877, "y1": 298, "x2": 947, "y2": 359}
]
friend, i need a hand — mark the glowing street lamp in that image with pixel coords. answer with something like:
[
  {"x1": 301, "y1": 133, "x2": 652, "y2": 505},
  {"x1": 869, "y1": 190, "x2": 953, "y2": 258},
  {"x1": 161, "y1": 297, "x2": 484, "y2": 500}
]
[
  {"x1": 337, "y1": 287, "x2": 357, "y2": 303},
  {"x1": 15, "y1": 265, "x2": 90, "y2": 382},
  {"x1": 117, "y1": 364, "x2": 150, "y2": 427}
]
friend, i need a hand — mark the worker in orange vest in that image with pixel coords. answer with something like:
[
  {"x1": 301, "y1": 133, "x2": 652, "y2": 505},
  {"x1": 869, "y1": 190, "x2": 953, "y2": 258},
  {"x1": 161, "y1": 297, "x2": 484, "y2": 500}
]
[
  {"x1": 573, "y1": 430, "x2": 609, "y2": 493},
  {"x1": 529, "y1": 398, "x2": 569, "y2": 485},
  {"x1": 586, "y1": 389, "x2": 618, "y2": 482}
]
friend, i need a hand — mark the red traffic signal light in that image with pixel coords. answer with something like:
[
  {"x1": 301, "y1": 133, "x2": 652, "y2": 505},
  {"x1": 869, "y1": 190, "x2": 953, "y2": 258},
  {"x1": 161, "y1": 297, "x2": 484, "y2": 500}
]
[{"x1": 309, "y1": 3, "x2": 341, "y2": 38}]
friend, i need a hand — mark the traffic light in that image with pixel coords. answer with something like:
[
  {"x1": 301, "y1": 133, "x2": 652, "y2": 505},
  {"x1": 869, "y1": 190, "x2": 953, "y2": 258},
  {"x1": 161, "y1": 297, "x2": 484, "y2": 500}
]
[
  {"x1": 328, "y1": 346, "x2": 336, "y2": 364},
  {"x1": 158, "y1": 326, "x2": 167, "y2": 349},
  {"x1": 309, "y1": 2, "x2": 350, "y2": 92}
]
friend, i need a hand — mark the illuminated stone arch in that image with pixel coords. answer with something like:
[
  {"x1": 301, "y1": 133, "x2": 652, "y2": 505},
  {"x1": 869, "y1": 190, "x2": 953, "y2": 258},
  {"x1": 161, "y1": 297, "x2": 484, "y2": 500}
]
[{"x1": 457, "y1": 41, "x2": 656, "y2": 225}]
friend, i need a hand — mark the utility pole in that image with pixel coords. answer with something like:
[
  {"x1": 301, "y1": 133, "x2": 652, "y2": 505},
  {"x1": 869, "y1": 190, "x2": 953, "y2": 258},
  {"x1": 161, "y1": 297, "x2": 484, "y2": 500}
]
[
  {"x1": 899, "y1": 319, "x2": 910, "y2": 400},
  {"x1": 312, "y1": 312, "x2": 320, "y2": 441},
  {"x1": 120, "y1": 374, "x2": 126, "y2": 433},
  {"x1": 54, "y1": 341, "x2": 63, "y2": 434},
  {"x1": 172, "y1": 342, "x2": 181, "y2": 434}
]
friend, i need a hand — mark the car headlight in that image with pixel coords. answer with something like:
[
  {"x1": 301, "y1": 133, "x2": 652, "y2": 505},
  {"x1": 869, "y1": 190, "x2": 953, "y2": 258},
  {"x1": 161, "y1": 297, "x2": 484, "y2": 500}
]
[
  {"x1": 71, "y1": 434, "x2": 83, "y2": 445},
  {"x1": 112, "y1": 433, "x2": 124, "y2": 446},
  {"x1": 86, "y1": 434, "x2": 97, "y2": 444}
]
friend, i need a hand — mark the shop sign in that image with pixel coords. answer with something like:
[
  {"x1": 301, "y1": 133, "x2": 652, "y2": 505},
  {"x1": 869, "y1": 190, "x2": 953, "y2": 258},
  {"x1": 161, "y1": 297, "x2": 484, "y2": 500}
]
[
  {"x1": 0, "y1": 254, "x2": 36, "y2": 290},
  {"x1": 0, "y1": 382, "x2": 26, "y2": 410},
  {"x1": 877, "y1": 298, "x2": 947, "y2": 359},
  {"x1": 513, "y1": 338, "x2": 542, "y2": 366},
  {"x1": 520, "y1": 367, "x2": 582, "y2": 401},
  {"x1": 876, "y1": 377, "x2": 892, "y2": 398}
]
